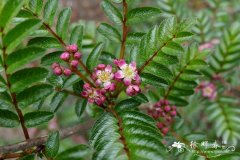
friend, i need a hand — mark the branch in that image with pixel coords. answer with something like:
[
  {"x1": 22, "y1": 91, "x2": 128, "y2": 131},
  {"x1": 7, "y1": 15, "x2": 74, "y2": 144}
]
[
  {"x1": 0, "y1": 122, "x2": 93, "y2": 155},
  {"x1": 138, "y1": 37, "x2": 175, "y2": 73},
  {"x1": 1, "y1": 46, "x2": 30, "y2": 139}
]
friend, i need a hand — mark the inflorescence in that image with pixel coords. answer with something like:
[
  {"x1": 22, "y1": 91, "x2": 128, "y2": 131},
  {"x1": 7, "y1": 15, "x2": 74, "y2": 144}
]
[
  {"x1": 148, "y1": 99, "x2": 177, "y2": 135},
  {"x1": 51, "y1": 45, "x2": 141, "y2": 106}
]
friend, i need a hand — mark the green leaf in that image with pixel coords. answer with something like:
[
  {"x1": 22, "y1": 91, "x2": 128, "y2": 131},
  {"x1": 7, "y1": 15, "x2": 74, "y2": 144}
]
[
  {"x1": 90, "y1": 111, "x2": 167, "y2": 159},
  {"x1": 3, "y1": 19, "x2": 42, "y2": 53},
  {"x1": 72, "y1": 80, "x2": 84, "y2": 94},
  {"x1": 75, "y1": 99, "x2": 87, "y2": 118},
  {"x1": 56, "y1": 144, "x2": 92, "y2": 160},
  {"x1": 0, "y1": 92, "x2": 13, "y2": 108},
  {"x1": 99, "y1": 52, "x2": 116, "y2": 65},
  {"x1": 70, "y1": 25, "x2": 84, "y2": 49},
  {"x1": 56, "y1": 8, "x2": 71, "y2": 40},
  {"x1": 132, "y1": 93, "x2": 149, "y2": 103},
  {"x1": 10, "y1": 67, "x2": 49, "y2": 92},
  {"x1": 141, "y1": 73, "x2": 168, "y2": 86},
  {"x1": 43, "y1": 0, "x2": 58, "y2": 25},
  {"x1": 0, "y1": 0, "x2": 24, "y2": 29},
  {"x1": 28, "y1": 37, "x2": 62, "y2": 49},
  {"x1": 24, "y1": 111, "x2": 54, "y2": 128},
  {"x1": 6, "y1": 47, "x2": 45, "y2": 74},
  {"x1": 29, "y1": 0, "x2": 43, "y2": 15},
  {"x1": 0, "y1": 109, "x2": 19, "y2": 128},
  {"x1": 17, "y1": 84, "x2": 53, "y2": 108},
  {"x1": 126, "y1": 32, "x2": 145, "y2": 45},
  {"x1": 86, "y1": 42, "x2": 104, "y2": 71},
  {"x1": 41, "y1": 51, "x2": 62, "y2": 66},
  {"x1": 50, "y1": 92, "x2": 68, "y2": 112},
  {"x1": 101, "y1": 0, "x2": 123, "y2": 25},
  {"x1": 115, "y1": 99, "x2": 140, "y2": 112},
  {"x1": 45, "y1": 131, "x2": 60, "y2": 158},
  {"x1": 97, "y1": 23, "x2": 121, "y2": 43},
  {"x1": 127, "y1": 7, "x2": 161, "y2": 25}
]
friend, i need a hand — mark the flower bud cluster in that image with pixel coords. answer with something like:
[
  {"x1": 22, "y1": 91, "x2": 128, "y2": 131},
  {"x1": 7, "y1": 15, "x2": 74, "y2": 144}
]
[
  {"x1": 52, "y1": 44, "x2": 82, "y2": 76},
  {"x1": 148, "y1": 99, "x2": 177, "y2": 135}
]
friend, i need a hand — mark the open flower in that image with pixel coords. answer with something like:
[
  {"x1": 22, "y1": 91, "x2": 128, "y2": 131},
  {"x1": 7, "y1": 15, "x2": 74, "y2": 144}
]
[
  {"x1": 92, "y1": 64, "x2": 116, "y2": 91},
  {"x1": 114, "y1": 59, "x2": 140, "y2": 86},
  {"x1": 202, "y1": 82, "x2": 217, "y2": 100},
  {"x1": 81, "y1": 83, "x2": 106, "y2": 106}
]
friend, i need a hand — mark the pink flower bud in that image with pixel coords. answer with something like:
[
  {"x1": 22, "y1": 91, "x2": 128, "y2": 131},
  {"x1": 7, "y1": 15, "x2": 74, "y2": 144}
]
[
  {"x1": 97, "y1": 64, "x2": 106, "y2": 70},
  {"x1": 170, "y1": 110, "x2": 177, "y2": 117},
  {"x1": 70, "y1": 60, "x2": 79, "y2": 68},
  {"x1": 51, "y1": 63, "x2": 59, "y2": 69},
  {"x1": 63, "y1": 68, "x2": 72, "y2": 76},
  {"x1": 162, "y1": 127, "x2": 169, "y2": 135},
  {"x1": 164, "y1": 106, "x2": 171, "y2": 112},
  {"x1": 157, "y1": 122, "x2": 164, "y2": 129},
  {"x1": 74, "y1": 52, "x2": 82, "y2": 60},
  {"x1": 53, "y1": 67, "x2": 62, "y2": 75},
  {"x1": 66, "y1": 44, "x2": 78, "y2": 53},
  {"x1": 60, "y1": 52, "x2": 70, "y2": 61}
]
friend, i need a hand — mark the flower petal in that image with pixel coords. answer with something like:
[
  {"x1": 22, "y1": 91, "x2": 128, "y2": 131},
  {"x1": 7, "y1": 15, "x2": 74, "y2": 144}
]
[
  {"x1": 123, "y1": 78, "x2": 132, "y2": 86},
  {"x1": 115, "y1": 71, "x2": 124, "y2": 79}
]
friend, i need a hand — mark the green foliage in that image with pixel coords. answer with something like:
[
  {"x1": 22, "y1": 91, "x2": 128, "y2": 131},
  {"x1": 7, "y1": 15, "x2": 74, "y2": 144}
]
[
  {"x1": 6, "y1": 47, "x2": 45, "y2": 74},
  {"x1": 56, "y1": 8, "x2": 71, "y2": 40},
  {"x1": 0, "y1": 0, "x2": 24, "y2": 30},
  {"x1": 17, "y1": 84, "x2": 53, "y2": 107},
  {"x1": 56, "y1": 144, "x2": 92, "y2": 160},
  {"x1": 43, "y1": 0, "x2": 58, "y2": 25},
  {"x1": 86, "y1": 42, "x2": 104, "y2": 71},
  {"x1": 127, "y1": 7, "x2": 161, "y2": 25},
  {"x1": 101, "y1": 0, "x2": 123, "y2": 25},
  {"x1": 70, "y1": 25, "x2": 84, "y2": 49},
  {"x1": 3, "y1": 19, "x2": 42, "y2": 53},
  {"x1": 9, "y1": 67, "x2": 49, "y2": 92},
  {"x1": 0, "y1": 109, "x2": 19, "y2": 127},
  {"x1": 75, "y1": 99, "x2": 87, "y2": 118},
  {"x1": 24, "y1": 111, "x2": 54, "y2": 127},
  {"x1": 97, "y1": 23, "x2": 121, "y2": 43},
  {"x1": 209, "y1": 23, "x2": 240, "y2": 73},
  {"x1": 207, "y1": 96, "x2": 240, "y2": 144},
  {"x1": 45, "y1": 131, "x2": 60, "y2": 158},
  {"x1": 90, "y1": 111, "x2": 167, "y2": 160}
]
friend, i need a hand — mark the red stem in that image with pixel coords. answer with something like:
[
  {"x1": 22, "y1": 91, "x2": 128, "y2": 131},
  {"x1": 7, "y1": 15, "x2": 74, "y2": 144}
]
[{"x1": 1, "y1": 47, "x2": 30, "y2": 140}]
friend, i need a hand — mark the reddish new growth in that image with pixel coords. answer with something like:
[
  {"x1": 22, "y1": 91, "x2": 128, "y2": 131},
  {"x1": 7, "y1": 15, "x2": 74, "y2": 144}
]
[
  {"x1": 148, "y1": 99, "x2": 177, "y2": 135},
  {"x1": 52, "y1": 44, "x2": 82, "y2": 77}
]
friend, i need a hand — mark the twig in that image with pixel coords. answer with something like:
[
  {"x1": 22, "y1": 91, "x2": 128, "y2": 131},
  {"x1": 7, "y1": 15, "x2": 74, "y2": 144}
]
[
  {"x1": 0, "y1": 123, "x2": 92, "y2": 156},
  {"x1": 119, "y1": 0, "x2": 128, "y2": 59},
  {"x1": 1, "y1": 46, "x2": 30, "y2": 139},
  {"x1": 138, "y1": 37, "x2": 175, "y2": 73}
]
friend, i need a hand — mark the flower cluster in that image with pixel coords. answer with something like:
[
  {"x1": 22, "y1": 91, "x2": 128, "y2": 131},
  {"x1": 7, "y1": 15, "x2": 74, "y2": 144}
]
[
  {"x1": 148, "y1": 99, "x2": 177, "y2": 135},
  {"x1": 81, "y1": 83, "x2": 106, "y2": 106},
  {"x1": 114, "y1": 59, "x2": 141, "y2": 96},
  {"x1": 81, "y1": 59, "x2": 141, "y2": 106},
  {"x1": 92, "y1": 64, "x2": 116, "y2": 91},
  {"x1": 52, "y1": 44, "x2": 81, "y2": 76},
  {"x1": 196, "y1": 81, "x2": 217, "y2": 100}
]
